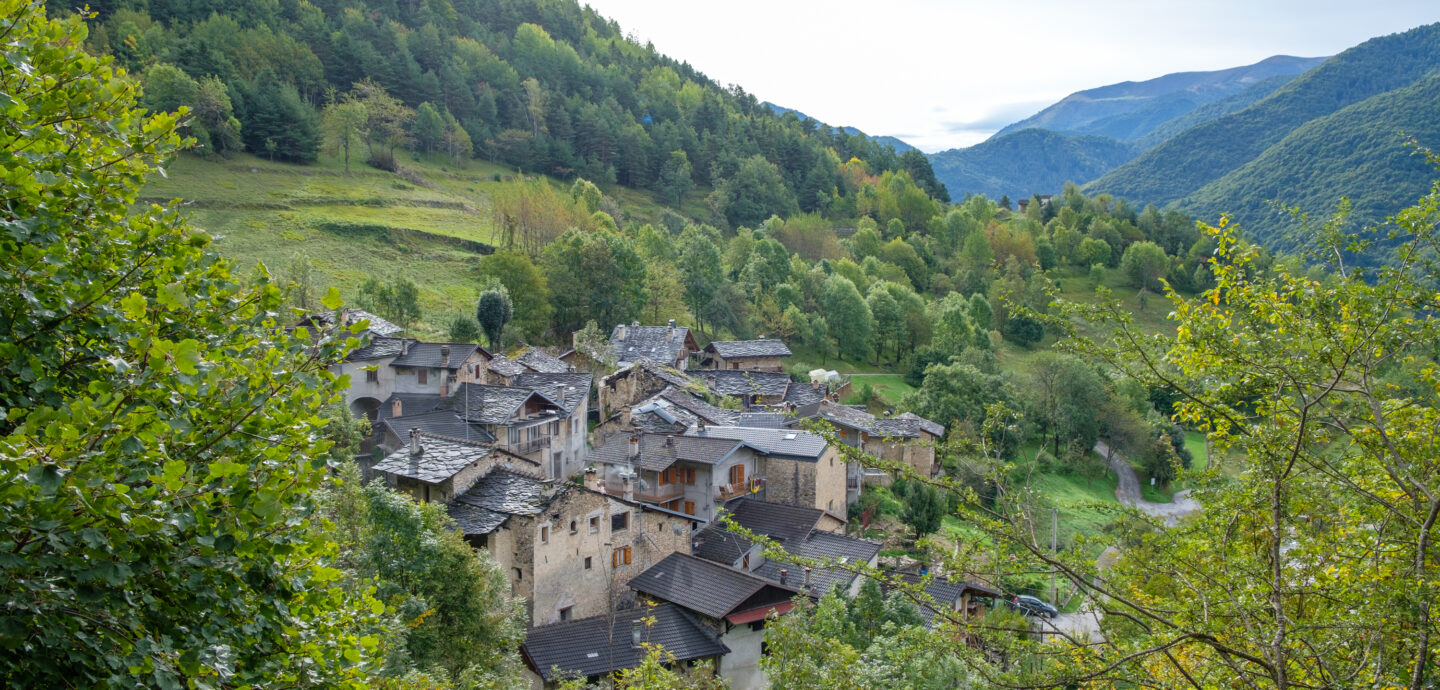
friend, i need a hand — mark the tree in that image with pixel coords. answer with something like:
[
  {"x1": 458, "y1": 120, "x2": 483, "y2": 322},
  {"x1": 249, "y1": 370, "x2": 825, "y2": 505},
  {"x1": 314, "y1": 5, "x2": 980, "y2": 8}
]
[
  {"x1": 902, "y1": 484, "x2": 945, "y2": 538},
  {"x1": 866, "y1": 284, "x2": 905, "y2": 364},
  {"x1": 321, "y1": 99, "x2": 367, "y2": 174},
  {"x1": 903, "y1": 362, "x2": 1015, "y2": 452},
  {"x1": 1120, "y1": 240, "x2": 1169, "y2": 291},
  {"x1": 677, "y1": 226, "x2": 723, "y2": 335},
  {"x1": 318, "y1": 465, "x2": 525, "y2": 684},
  {"x1": 0, "y1": 5, "x2": 381, "y2": 682},
  {"x1": 356, "y1": 275, "x2": 422, "y2": 328},
  {"x1": 234, "y1": 69, "x2": 320, "y2": 163},
  {"x1": 656, "y1": 149, "x2": 693, "y2": 206},
  {"x1": 448, "y1": 314, "x2": 482, "y2": 343},
  {"x1": 350, "y1": 78, "x2": 414, "y2": 171},
  {"x1": 1001, "y1": 314, "x2": 1044, "y2": 348},
  {"x1": 821, "y1": 275, "x2": 873, "y2": 362},
  {"x1": 1077, "y1": 237, "x2": 1112, "y2": 267},
  {"x1": 475, "y1": 282, "x2": 513, "y2": 348},
  {"x1": 479, "y1": 251, "x2": 552, "y2": 343},
  {"x1": 413, "y1": 101, "x2": 445, "y2": 153},
  {"x1": 716, "y1": 155, "x2": 798, "y2": 228},
  {"x1": 542, "y1": 228, "x2": 648, "y2": 335}
]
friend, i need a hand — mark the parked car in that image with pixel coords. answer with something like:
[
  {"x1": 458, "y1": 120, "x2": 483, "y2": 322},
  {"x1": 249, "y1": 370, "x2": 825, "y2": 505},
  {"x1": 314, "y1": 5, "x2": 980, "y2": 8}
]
[{"x1": 1008, "y1": 594, "x2": 1058, "y2": 618}]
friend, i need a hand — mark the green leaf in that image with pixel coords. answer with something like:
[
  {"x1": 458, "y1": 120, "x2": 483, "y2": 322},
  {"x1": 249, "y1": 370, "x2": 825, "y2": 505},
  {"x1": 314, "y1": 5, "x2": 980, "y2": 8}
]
[
  {"x1": 206, "y1": 460, "x2": 246, "y2": 481},
  {"x1": 119, "y1": 291, "x2": 147, "y2": 319},
  {"x1": 173, "y1": 339, "x2": 200, "y2": 375},
  {"x1": 25, "y1": 464, "x2": 61, "y2": 493},
  {"x1": 321, "y1": 286, "x2": 343, "y2": 311}
]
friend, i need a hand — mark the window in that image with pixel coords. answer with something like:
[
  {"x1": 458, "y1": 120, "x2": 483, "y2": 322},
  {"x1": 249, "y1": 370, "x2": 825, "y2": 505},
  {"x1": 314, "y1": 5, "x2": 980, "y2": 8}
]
[
  {"x1": 423, "y1": 485, "x2": 430, "y2": 502},
  {"x1": 550, "y1": 421, "x2": 559, "y2": 435},
  {"x1": 539, "y1": 525, "x2": 550, "y2": 544},
  {"x1": 730, "y1": 362, "x2": 739, "y2": 370},
  {"x1": 588, "y1": 516, "x2": 600, "y2": 533},
  {"x1": 512, "y1": 567, "x2": 522, "y2": 581},
  {"x1": 741, "y1": 553, "x2": 750, "y2": 570},
  {"x1": 559, "y1": 606, "x2": 572, "y2": 622},
  {"x1": 729, "y1": 464, "x2": 746, "y2": 486},
  {"x1": 474, "y1": 364, "x2": 482, "y2": 379},
  {"x1": 612, "y1": 545, "x2": 632, "y2": 567},
  {"x1": 659, "y1": 468, "x2": 675, "y2": 485},
  {"x1": 366, "y1": 369, "x2": 378, "y2": 383},
  {"x1": 611, "y1": 511, "x2": 629, "y2": 532},
  {"x1": 683, "y1": 500, "x2": 695, "y2": 516},
  {"x1": 569, "y1": 519, "x2": 577, "y2": 534},
  {"x1": 680, "y1": 467, "x2": 696, "y2": 485},
  {"x1": 418, "y1": 369, "x2": 428, "y2": 385},
  {"x1": 508, "y1": 427, "x2": 521, "y2": 446},
  {"x1": 584, "y1": 556, "x2": 592, "y2": 570}
]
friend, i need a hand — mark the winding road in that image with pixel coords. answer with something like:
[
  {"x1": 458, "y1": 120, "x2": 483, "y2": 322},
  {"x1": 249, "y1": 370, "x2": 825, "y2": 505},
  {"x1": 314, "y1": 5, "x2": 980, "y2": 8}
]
[{"x1": 1094, "y1": 440, "x2": 1200, "y2": 527}]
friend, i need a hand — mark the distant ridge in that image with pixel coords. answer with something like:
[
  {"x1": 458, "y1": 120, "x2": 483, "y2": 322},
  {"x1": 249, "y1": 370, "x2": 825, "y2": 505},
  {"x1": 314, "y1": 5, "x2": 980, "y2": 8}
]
[
  {"x1": 994, "y1": 55, "x2": 1327, "y2": 142},
  {"x1": 763, "y1": 102, "x2": 918, "y2": 153},
  {"x1": 927, "y1": 129, "x2": 1136, "y2": 201}
]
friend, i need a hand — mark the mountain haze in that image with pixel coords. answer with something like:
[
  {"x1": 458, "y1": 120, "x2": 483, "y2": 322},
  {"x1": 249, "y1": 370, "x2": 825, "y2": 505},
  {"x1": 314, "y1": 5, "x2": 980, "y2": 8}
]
[
  {"x1": 927, "y1": 129, "x2": 1136, "y2": 201},
  {"x1": 994, "y1": 55, "x2": 1327, "y2": 142},
  {"x1": 1088, "y1": 23, "x2": 1440, "y2": 208}
]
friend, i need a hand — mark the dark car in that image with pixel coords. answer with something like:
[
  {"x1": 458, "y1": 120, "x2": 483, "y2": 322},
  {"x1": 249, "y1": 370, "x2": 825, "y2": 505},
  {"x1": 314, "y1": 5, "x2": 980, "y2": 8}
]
[{"x1": 1008, "y1": 594, "x2": 1058, "y2": 619}]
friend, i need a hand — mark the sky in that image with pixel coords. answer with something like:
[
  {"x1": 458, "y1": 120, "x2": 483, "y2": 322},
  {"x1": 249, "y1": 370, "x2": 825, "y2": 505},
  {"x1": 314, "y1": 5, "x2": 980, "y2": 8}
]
[{"x1": 580, "y1": 1, "x2": 1438, "y2": 153}]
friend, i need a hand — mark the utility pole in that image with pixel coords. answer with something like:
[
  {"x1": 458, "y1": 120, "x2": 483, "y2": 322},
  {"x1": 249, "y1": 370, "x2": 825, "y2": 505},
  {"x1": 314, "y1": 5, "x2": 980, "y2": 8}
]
[{"x1": 1051, "y1": 507, "x2": 1058, "y2": 604}]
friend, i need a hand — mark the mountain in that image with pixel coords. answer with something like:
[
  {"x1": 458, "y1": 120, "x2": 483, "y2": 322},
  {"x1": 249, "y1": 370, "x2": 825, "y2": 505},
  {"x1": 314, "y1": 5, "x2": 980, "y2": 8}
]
[
  {"x1": 927, "y1": 129, "x2": 1137, "y2": 201},
  {"x1": 763, "y1": 102, "x2": 918, "y2": 152},
  {"x1": 994, "y1": 55, "x2": 1327, "y2": 142},
  {"x1": 1174, "y1": 71, "x2": 1440, "y2": 258},
  {"x1": 1087, "y1": 23, "x2": 1440, "y2": 210},
  {"x1": 1133, "y1": 74, "x2": 1297, "y2": 149}
]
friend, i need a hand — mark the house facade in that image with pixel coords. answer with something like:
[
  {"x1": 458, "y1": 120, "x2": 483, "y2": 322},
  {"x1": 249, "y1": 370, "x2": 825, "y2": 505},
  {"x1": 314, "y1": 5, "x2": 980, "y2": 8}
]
[{"x1": 697, "y1": 339, "x2": 792, "y2": 372}]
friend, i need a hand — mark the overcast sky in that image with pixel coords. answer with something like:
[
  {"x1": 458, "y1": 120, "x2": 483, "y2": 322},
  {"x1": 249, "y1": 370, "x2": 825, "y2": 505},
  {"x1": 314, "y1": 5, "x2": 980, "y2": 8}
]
[{"x1": 580, "y1": 1, "x2": 1437, "y2": 153}]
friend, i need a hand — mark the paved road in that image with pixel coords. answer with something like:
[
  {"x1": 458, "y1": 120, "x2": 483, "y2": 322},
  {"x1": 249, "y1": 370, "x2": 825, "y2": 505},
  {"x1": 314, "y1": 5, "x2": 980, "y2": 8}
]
[
  {"x1": 1095, "y1": 440, "x2": 1200, "y2": 526},
  {"x1": 1047, "y1": 606, "x2": 1104, "y2": 643}
]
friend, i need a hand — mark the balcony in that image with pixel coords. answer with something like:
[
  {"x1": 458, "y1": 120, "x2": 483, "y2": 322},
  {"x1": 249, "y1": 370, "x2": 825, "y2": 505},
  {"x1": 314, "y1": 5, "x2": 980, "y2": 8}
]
[
  {"x1": 717, "y1": 477, "x2": 765, "y2": 501},
  {"x1": 635, "y1": 482, "x2": 685, "y2": 504},
  {"x1": 509, "y1": 436, "x2": 551, "y2": 455}
]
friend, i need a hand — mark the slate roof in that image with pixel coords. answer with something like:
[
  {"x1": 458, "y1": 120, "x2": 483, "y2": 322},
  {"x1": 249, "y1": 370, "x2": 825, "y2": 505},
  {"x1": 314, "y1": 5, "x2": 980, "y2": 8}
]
[
  {"x1": 753, "y1": 531, "x2": 879, "y2": 595},
  {"x1": 390, "y1": 342, "x2": 481, "y2": 370},
  {"x1": 818, "y1": 402, "x2": 944, "y2": 439},
  {"x1": 513, "y1": 373, "x2": 592, "y2": 417},
  {"x1": 782, "y1": 381, "x2": 829, "y2": 408},
  {"x1": 706, "y1": 339, "x2": 792, "y2": 359},
  {"x1": 881, "y1": 572, "x2": 1003, "y2": 625},
  {"x1": 381, "y1": 410, "x2": 495, "y2": 445},
  {"x1": 724, "y1": 497, "x2": 826, "y2": 543},
  {"x1": 589, "y1": 433, "x2": 742, "y2": 473},
  {"x1": 449, "y1": 382, "x2": 559, "y2": 425},
  {"x1": 486, "y1": 356, "x2": 527, "y2": 378},
  {"x1": 447, "y1": 467, "x2": 549, "y2": 535},
  {"x1": 629, "y1": 387, "x2": 740, "y2": 434},
  {"x1": 303, "y1": 309, "x2": 404, "y2": 338},
  {"x1": 375, "y1": 393, "x2": 446, "y2": 425},
  {"x1": 736, "y1": 412, "x2": 789, "y2": 429},
  {"x1": 690, "y1": 524, "x2": 754, "y2": 566},
  {"x1": 695, "y1": 370, "x2": 792, "y2": 398},
  {"x1": 346, "y1": 336, "x2": 411, "y2": 361},
  {"x1": 637, "y1": 360, "x2": 698, "y2": 389},
  {"x1": 686, "y1": 426, "x2": 827, "y2": 460},
  {"x1": 522, "y1": 603, "x2": 728, "y2": 682},
  {"x1": 515, "y1": 347, "x2": 572, "y2": 374},
  {"x1": 628, "y1": 553, "x2": 787, "y2": 620},
  {"x1": 371, "y1": 434, "x2": 494, "y2": 484},
  {"x1": 611, "y1": 325, "x2": 692, "y2": 366}
]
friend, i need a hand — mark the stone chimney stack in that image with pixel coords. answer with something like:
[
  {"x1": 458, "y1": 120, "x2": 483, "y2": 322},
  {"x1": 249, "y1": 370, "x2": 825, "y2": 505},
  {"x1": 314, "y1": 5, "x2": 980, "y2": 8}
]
[
  {"x1": 440, "y1": 344, "x2": 451, "y2": 368},
  {"x1": 666, "y1": 319, "x2": 676, "y2": 341},
  {"x1": 408, "y1": 428, "x2": 422, "y2": 456},
  {"x1": 628, "y1": 434, "x2": 640, "y2": 460},
  {"x1": 803, "y1": 566, "x2": 812, "y2": 588},
  {"x1": 631, "y1": 621, "x2": 643, "y2": 648},
  {"x1": 392, "y1": 398, "x2": 403, "y2": 418},
  {"x1": 616, "y1": 324, "x2": 627, "y2": 341},
  {"x1": 401, "y1": 339, "x2": 411, "y2": 355},
  {"x1": 779, "y1": 569, "x2": 788, "y2": 586},
  {"x1": 621, "y1": 472, "x2": 634, "y2": 502}
]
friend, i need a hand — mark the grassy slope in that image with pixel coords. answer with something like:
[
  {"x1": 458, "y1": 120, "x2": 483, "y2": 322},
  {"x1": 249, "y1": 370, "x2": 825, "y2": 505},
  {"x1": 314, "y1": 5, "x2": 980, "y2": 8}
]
[{"x1": 144, "y1": 150, "x2": 696, "y2": 338}]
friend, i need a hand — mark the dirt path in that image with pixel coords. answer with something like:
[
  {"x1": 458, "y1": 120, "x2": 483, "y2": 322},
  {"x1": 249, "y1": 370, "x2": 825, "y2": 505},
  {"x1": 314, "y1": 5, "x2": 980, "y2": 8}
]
[{"x1": 1094, "y1": 440, "x2": 1200, "y2": 527}]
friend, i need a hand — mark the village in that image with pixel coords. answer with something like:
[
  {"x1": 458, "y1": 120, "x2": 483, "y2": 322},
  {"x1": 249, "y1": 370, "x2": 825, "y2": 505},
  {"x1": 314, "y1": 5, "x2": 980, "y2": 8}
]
[{"x1": 320, "y1": 309, "x2": 998, "y2": 687}]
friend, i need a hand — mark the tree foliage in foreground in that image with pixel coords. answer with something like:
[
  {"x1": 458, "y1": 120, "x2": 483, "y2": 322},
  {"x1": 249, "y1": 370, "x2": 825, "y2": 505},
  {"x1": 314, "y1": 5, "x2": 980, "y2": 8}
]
[
  {"x1": 801, "y1": 184, "x2": 1440, "y2": 687},
  {"x1": 0, "y1": 3, "x2": 383, "y2": 683}
]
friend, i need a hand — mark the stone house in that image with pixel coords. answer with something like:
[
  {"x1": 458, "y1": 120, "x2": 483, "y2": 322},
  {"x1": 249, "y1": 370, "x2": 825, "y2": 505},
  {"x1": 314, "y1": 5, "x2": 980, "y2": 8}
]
[
  {"x1": 690, "y1": 499, "x2": 875, "y2": 597},
  {"x1": 370, "y1": 430, "x2": 538, "y2": 503},
  {"x1": 389, "y1": 341, "x2": 490, "y2": 397},
  {"x1": 521, "y1": 602, "x2": 728, "y2": 688},
  {"x1": 608, "y1": 320, "x2": 697, "y2": 370},
  {"x1": 587, "y1": 432, "x2": 759, "y2": 521},
  {"x1": 628, "y1": 552, "x2": 800, "y2": 689},
  {"x1": 684, "y1": 426, "x2": 849, "y2": 520},
  {"x1": 447, "y1": 470, "x2": 695, "y2": 626},
  {"x1": 879, "y1": 571, "x2": 1003, "y2": 628},
  {"x1": 697, "y1": 338, "x2": 792, "y2": 372},
  {"x1": 596, "y1": 359, "x2": 703, "y2": 425},
  {"x1": 375, "y1": 375, "x2": 592, "y2": 480},
  {"x1": 817, "y1": 401, "x2": 946, "y2": 478},
  {"x1": 477, "y1": 346, "x2": 574, "y2": 387}
]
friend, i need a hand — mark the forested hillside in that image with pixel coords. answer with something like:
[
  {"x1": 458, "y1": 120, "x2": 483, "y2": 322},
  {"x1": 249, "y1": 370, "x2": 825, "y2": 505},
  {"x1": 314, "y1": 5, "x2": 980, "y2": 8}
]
[
  {"x1": 927, "y1": 129, "x2": 1137, "y2": 201},
  {"x1": 91, "y1": 0, "x2": 946, "y2": 226},
  {"x1": 763, "y1": 102, "x2": 920, "y2": 154},
  {"x1": 992, "y1": 55, "x2": 1324, "y2": 142},
  {"x1": 1088, "y1": 22, "x2": 1440, "y2": 207}
]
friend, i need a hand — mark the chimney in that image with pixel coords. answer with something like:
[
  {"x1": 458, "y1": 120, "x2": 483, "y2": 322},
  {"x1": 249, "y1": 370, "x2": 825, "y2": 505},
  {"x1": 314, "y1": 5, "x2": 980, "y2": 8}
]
[
  {"x1": 392, "y1": 398, "x2": 403, "y2": 418},
  {"x1": 629, "y1": 435, "x2": 640, "y2": 460},
  {"x1": 401, "y1": 339, "x2": 411, "y2": 355},
  {"x1": 779, "y1": 569, "x2": 788, "y2": 585},
  {"x1": 665, "y1": 435, "x2": 674, "y2": 447},
  {"x1": 621, "y1": 472, "x2": 634, "y2": 502},
  {"x1": 803, "y1": 566, "x2": 812, "y2": 588},
  {"x1": 440, "y1": 344, "x2": 451, "y2": 369},
  {"x1": 409, "y1": 428, "x2": 422, "y2": 456},
  {"x1": 616, "y1": 324, "x2": 627, "y2": 341},
  {"x1": 696, "y1": 420, "x2": 706, "y2": 433},
  {"x1": 631, "y1": 620, "x2": 643, "y2": 648}
]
